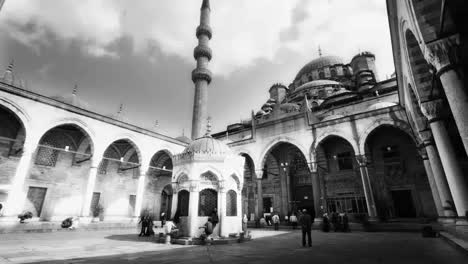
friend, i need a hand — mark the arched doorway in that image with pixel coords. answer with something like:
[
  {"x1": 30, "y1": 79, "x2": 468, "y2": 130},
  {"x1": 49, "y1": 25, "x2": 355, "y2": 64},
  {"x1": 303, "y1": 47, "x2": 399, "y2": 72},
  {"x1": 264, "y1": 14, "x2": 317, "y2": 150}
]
[
  {"x1": 0, "y1": 105, "x2": 26, "y2": 209},
  {"x1": 240, "y1": 153, "x2": 256, "y2": 220},
  {"x1": 160, "y1": 184, "x2": 173, "y2": 219},
  {"x1": 28, "y1": 124, "x2": 93, "y2": 220},
  {"x1": 365, "y1": 125, "x2": 437, "y2": 219},
  {"x1": 315, "y1": 136, "x2": 366, "y2": 219},
  {"x1": 144, "y1": 150, "x2": 173, "y2": 219},
  {"x1": 261, "y1": 142, "x2": 312, "y2": 217},
  {"x1": 97, "y1": 139, "x2": 140, "y2": 218}
]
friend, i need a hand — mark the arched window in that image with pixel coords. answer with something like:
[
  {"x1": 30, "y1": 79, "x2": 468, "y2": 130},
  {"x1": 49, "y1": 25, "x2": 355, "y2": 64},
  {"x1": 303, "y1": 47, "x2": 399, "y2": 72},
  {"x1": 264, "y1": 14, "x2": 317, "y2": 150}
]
[
  {"x1": 226, "y1": 190, "x2": 237, "y2": 216},
  {"x1": 177, "y1": 190, "x2": 190, "y2": 216},
  {"x1": 319, "y1": 71, "x2": 325, "y2": 79},
  {"x1": 199, "y1": 189, "x2": 217, "y2": 216}
]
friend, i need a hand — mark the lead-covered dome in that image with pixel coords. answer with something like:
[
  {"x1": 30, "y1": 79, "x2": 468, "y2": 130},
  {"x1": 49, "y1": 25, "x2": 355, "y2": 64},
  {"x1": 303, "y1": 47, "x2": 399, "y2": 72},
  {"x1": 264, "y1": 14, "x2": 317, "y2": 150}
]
[
  {"x1": 183, "y1": 135, "x2": 230, "y2": 155},
  {"x1": 294, "y1": 55, "x2": 344, "y2": 82}
]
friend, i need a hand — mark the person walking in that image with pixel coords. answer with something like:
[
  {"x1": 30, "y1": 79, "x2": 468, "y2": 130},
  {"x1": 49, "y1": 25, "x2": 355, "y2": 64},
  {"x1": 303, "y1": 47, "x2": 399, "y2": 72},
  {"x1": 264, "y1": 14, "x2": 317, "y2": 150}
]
[
  {"x1": 299, "y1": 209, "x2": 312, "y2": 247},
  {"x1": 290, "y1": 212, "x2": 298, "y2": 230},
  {"x1": 138, "y1": 212, "x2": 149, "y2": 237},
  {"x1": 272, "y1": 213, "x2": 280, "y2": 230},
  {"x1": 210, "y1": 208, "x2": 219, "y2": 237}
]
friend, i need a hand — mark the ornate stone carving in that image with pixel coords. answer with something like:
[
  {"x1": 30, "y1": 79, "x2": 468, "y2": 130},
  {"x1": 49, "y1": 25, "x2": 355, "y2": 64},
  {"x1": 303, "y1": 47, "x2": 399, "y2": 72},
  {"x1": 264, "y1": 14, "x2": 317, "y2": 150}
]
[
  {"x1": 189, "y1": 181, "x2": 199, "y2": 192},
  {"x1": 420, "y1": 99, "x2": 445, "y2": 123},
  {"x1": 196, "y1": 24, "x2": 212, "y2": 40},
  {"x1": 193, "y1": 44, "x2": 212, "y2": 61},
  {"x1": 191, "y1": 68, "x2": 212, "y2": 84},
  {"x1": 424, "y1": 34, "x2": 460, "y2": 72},
  {"x1": 355, "y1": 155, "x2": 368, "y2": 167}
]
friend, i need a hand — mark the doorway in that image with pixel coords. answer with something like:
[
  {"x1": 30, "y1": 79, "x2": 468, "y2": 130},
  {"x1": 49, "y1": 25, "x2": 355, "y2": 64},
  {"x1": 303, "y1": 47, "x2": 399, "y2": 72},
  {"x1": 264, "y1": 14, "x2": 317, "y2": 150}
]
[
  {"x1": 263, "y1": 197, "x2": 272, "y2": 214},
  {"x1": 391, "y1": 190, "x2": 416, "y2": 217},
  {"x1": 25, "y1": 187, "x2": 47, "y2": 217}
]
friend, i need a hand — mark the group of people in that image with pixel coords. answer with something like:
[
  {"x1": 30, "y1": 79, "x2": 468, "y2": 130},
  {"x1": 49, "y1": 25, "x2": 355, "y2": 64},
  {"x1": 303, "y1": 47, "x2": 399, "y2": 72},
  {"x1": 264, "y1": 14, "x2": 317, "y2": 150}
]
[{"x1": 321, "y1": 211, "x2": 350, "y2": 232}]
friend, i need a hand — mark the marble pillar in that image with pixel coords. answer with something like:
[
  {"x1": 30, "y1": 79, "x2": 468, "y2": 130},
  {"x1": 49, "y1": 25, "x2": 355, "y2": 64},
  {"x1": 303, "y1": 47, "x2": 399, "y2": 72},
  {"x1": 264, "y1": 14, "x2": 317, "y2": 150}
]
[
  {"x1": 419, "y1": 148, "x2": 444, "y2": 216},
  {"x1": 425, "y1": 34, "x2": 468, "y2": 156},
  {"x1": 188, "y1": 182, "x2": 199, "y2": 237},
  {"x1": 310, "y1": 163, "x2": 322, "y2": 219},
  {"x1": 80, "y1": 159, "x2": 100, "y2": 219},
  {"x1": 355, "y1": 155, "x2": 378, "y2": 219},
  {"x1": 421, "y1": 99, "x2": 468, "y2": 216},
  {"x1": 419, "y1": 132, "x2": 455, "y2": 218},
  {"x1": 3, "y1": 144, "x2": 36, "y2": 217},
  {"x1": 256, "y1": 178, "x2": 263, "y2": 218},
  {"x1": 134, "y1": 168, "x2": 148, "y2": 218},
  {"x1": 219, "y1": 186, "x2": 227, "y2": 237}
]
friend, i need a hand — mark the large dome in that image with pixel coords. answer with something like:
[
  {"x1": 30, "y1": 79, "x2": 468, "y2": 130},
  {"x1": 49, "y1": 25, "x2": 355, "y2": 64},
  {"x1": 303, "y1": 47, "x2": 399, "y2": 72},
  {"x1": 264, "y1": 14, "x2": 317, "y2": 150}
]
[
  {"x1": 183, "y1": 135, "x2": 230, "y2": 155},
  {"x1": 294, "y1": 55, "x2": 345, "y2": 81}
]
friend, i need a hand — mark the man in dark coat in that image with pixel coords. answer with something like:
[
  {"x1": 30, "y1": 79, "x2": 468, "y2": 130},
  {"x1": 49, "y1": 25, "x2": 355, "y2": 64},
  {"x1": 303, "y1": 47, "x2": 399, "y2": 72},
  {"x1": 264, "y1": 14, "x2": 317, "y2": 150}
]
[{"x1": 299, "y1": 209, "x2": 312, "y2": 247}]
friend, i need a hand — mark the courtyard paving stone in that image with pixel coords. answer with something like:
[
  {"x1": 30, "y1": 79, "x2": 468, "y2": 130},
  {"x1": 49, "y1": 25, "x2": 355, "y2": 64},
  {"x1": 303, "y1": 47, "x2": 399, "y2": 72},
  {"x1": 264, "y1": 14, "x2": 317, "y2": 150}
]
[{"x1": 0, "y1": 229, "x2": 466, "y2": 263}]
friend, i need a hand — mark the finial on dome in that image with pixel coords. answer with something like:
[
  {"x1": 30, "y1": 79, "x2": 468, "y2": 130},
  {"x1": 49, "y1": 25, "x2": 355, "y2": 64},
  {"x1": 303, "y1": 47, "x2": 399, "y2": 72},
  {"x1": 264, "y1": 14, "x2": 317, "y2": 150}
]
[
  {"x1": 72, "y1": 83, "x2": 78, "y2": 96},
  {"x1": 3, "y1": 59, "x2": 15, "y2": 84},
  {"x1": 205, "y1": 116, "x2": 212, "y2": 136},
  {"x1": 117, "y1": 103, "x2": 124, "y2": 114},
  {"x1": 318, "y1": 46, "x2": 322, "y2": 57}
]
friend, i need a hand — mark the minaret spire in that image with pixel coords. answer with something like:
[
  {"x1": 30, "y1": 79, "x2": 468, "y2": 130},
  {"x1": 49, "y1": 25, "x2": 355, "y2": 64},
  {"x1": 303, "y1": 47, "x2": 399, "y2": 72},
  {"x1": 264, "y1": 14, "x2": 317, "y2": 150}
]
[
  {"x1": 3, "y1": 60, "x2": 14, "y2": 85},
  {"x1": 191, "y1": 0, "x2": 213, "y2": 139}
]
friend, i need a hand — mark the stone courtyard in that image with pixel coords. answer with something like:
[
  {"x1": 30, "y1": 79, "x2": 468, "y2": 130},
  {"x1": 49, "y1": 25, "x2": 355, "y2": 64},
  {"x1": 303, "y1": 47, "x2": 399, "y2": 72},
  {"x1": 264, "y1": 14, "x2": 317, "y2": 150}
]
[{"x1": 0, "y1": 229, "x2": 466, "y2": 264}]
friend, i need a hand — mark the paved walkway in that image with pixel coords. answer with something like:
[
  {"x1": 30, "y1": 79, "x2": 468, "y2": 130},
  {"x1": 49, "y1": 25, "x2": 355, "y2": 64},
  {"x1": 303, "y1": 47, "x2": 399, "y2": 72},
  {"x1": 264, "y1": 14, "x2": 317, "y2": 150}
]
[{"x1": 0, "y1": 229, "x2": 466, "y2": 263}]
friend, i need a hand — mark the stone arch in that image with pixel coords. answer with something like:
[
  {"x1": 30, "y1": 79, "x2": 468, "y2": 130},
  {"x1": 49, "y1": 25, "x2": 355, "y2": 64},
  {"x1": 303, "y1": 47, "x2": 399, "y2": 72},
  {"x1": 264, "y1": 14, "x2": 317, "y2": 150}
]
[
  {"x1": 311, "y1": 132, "x2": 359, "y2": 162},
  {"x1": 200, "y1": 170, "x2": 220, "y2": 184},
  {"x1": 0, "y1": 100, "x2": 29, "y2": 156},
  {"x1": 174, "y1": 171, "x2": 189, "y2": 183},
  {"x1": 0, "y1": 97, "x2": 31, "y2": 137},
  {"x1": 258, "y1": 136, "x2": 309, "y2": 170},
  {"x1": 148, "y1": 149, "x2": 173, "y2": 178},
  {"x1": 404, "y1": 29, "x2": 436, "y2": 102},
  {"x1": 197, "y1": 166, "x2": 222, "y2": 181},
  {"x1": 358, "y1": 119, "x2": 416, "y2": 154},
  {"x1": 101, "y1": 136, "x2": 143, "y2": 166},
  {"x1": 230, "y1": 174, "x2": 241, "y2": 191}
]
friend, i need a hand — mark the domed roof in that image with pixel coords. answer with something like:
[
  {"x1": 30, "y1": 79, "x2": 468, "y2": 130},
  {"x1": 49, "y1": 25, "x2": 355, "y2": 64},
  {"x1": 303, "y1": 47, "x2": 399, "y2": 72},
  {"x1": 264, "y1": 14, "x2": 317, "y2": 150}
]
[
  {"x1": 183, "y1": 135, "x2": 230, "y2": 155},
  {"x1": 295, "y1": 79, "x2": 341, "y2": 92},
  {"x1": 295, "y1": 55, "x2": 345, "y2": 81}
]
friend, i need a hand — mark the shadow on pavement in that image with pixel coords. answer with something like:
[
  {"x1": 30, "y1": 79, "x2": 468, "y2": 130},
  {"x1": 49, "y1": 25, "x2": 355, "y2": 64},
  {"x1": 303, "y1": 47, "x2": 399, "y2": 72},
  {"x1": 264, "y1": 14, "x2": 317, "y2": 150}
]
[{"x1": 104, "y1": 234, "x2": 158, "y2": 242}]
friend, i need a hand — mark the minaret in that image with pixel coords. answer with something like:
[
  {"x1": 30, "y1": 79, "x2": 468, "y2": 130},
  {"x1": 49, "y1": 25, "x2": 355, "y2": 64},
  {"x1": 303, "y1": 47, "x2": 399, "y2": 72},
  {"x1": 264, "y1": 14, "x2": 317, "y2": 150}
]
[
  {"x1": 191, "y1": 0, "x2": 213, "y2": 140},
  {"x1": 2, "y1": 60, "x2": 14, "y2": 85}
]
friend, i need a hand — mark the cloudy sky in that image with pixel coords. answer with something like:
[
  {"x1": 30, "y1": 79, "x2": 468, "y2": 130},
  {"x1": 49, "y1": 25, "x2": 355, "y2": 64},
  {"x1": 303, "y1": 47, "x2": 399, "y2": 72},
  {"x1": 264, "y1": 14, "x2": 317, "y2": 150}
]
[{"x1": 0, "y1": 0, "x2": 394, "y2": 137}]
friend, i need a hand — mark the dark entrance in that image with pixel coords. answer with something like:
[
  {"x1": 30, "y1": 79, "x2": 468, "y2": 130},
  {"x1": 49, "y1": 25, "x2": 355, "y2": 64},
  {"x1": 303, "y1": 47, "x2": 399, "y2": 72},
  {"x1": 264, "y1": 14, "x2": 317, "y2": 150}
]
[
  {"x1": 391, "y1": 190, "x2": 416, "y2": 218},
  {"x1": 263, "y1": 197, "x2": 272, "y2": 213}
]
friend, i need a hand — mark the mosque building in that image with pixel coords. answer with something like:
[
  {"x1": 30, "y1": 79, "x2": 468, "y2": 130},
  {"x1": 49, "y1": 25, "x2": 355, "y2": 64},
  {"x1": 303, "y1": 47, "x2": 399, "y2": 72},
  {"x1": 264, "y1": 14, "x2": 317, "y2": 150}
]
[{"x1": 0, "y1": 0, "x2": 466, "y2": 241}]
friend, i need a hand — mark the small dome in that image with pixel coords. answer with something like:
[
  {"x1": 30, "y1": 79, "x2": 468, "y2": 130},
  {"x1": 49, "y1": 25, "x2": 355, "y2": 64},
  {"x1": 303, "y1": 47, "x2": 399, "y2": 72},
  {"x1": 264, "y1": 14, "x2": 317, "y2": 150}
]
[
  {"x1": 295, "y1": 55, "x2": 345, "y2": 82},
  {"x1": 183, "y1": 135, "x2": 230, "y2": 155},
  {"x1": 367, "y1": 102, "x2": 398, "y2": 111},
  {"x1": 176, "y1": 135, "x2": 192, "y2": 144},
  {"x1": 51, "y1": 94, "x2": 90, "y2": 109}
]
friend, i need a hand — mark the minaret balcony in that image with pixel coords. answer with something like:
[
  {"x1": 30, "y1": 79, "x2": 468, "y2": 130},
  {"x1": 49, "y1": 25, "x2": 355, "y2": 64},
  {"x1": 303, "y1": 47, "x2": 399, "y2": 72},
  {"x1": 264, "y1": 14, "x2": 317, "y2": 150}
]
[
  {"x1": 192, "y1": 68, "x2": 213, "y2": 84},
  {"x1": 194, "y1": 45, "x2": 213, "y2": 61},
  {"x1": 196, "y1": 24, "x2": 212, "y2": 40}
]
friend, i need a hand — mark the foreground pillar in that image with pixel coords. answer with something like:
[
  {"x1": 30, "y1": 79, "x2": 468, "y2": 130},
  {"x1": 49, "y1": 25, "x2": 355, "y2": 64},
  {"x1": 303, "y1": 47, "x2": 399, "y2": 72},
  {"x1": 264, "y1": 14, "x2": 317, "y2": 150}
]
[
  {"x1": 355, "y1": 155, "x2": 378, "y2": 220},
  {"x1": 80, "y1": 159, "x2": 100, "y2": 219},
  {"x1": 256, "y1": 178, "x2": 263, "y2": 219},
  {"x1": 219, "y1": 185, "x2": 227, "y2": 237},
  {"x1": 134, "y1": 167, "x2": 148, "y2": 218},
  {"x1": 419, "y1": 148, "x2": 443, "y2": 216},
  {"x1": 310, "y1": 163, "x2": 322, "y2": 219},
  {"x1": 425, "y1": 34, "x2": 468, "y2": 156},
  {"x1": 188, "y1": 182, "x2": 199, "y2": 237},
  {"x1": 421, "y1": 99, "x2": 468, "y2": 216},
  {"x1": 3, "y1": 144, "x2": 36, "y2": 217},
  {"x1": 420, "y1": 133, "x2": 455, "y2": 218}
]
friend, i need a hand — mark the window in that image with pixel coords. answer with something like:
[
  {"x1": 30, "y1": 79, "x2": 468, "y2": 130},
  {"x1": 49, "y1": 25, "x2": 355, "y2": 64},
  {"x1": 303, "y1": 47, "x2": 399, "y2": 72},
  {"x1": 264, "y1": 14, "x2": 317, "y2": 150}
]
[
  {"x1": 177, "y1": 190, "x2": 190, "y2": 217},
  {"x1": 35, "y1": 145, "x2": 58, "y2": 167},
  {"x1": 336, "y1": 152, "x2": 353, "y2": 170},
  {"x1": 319, "y1": 71, "x2": 325, "y2": 79},
  {"x1": 226, "y1": 190, "x2": 237, "y2": 216},
  {"x1": 199, "y1": 189, "x2": 217, "y2": 216}
]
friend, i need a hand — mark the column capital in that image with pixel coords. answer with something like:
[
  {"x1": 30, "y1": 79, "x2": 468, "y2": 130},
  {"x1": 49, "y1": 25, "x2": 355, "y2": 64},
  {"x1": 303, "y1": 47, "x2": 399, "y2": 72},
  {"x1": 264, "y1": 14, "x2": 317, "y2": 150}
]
[
  {"x1": 355, "y1": 154, "x2": 369, "y2": 167},
  {"x1": 420, "y1": 99, "x2": 446, "y2": 123},
  {"x1": 418, "y1": 148, "x2": 429, "y2": 160},
  {"x1": 189, "y1": 181, "x2": 199, "y2": 192},
  {"x1": 424, "y1": 34, "x2": 460, "y2": 74}
]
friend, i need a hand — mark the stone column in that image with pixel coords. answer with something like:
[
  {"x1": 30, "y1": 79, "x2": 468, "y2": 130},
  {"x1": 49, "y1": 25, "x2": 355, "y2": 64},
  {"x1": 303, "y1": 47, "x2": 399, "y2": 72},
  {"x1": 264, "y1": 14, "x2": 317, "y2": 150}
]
[
  {"x1": 418, "y1": 147, "x2": 443, "y2": 216},
  {"x1": 133, "y1": 167, "x2": 148, "y2": 218},
  {"x1": 188, "y1": 181, "x2": 199, "y2": 237},
  {"x1": 170, "y1": 183, "x2": 178, "y2": 219},
  {"x1": 310, "y1": 163, "x2": 322, "y2": 220},
  {"x1": 425, "y1": 34, "x2": 468, "y2": 156},
  {"x1": 219, "y1": 183, "x2": 227, "y2": 237},
  {"x1": 80, "y1": 158, "x2": 100, "y2": 220},
  {"x1": 3, "y1": 144, "x2": 36, "y2": 217},
  {"x1": 256, "y1": 178, "x2": 263, "y2": 219},
  {"x1": 355, "y1": 155, "x2": 378, "y2": 219},
  {"x1": 421, "y1": 99, "x2": 468, "y2": 216},
  {"x1": 419, "y1": 131, "x2": 455, "y2": 218}
]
